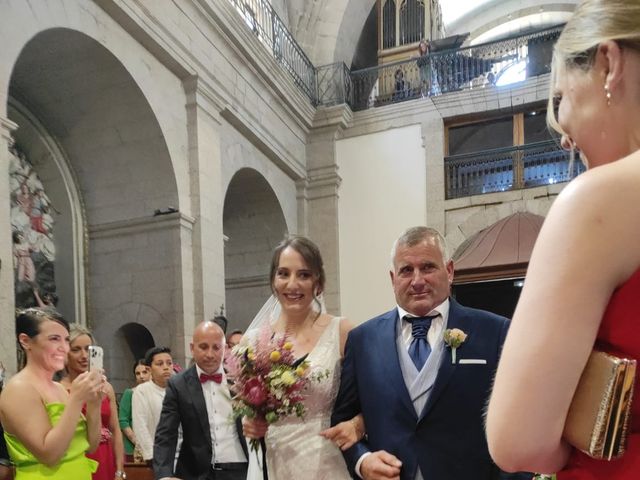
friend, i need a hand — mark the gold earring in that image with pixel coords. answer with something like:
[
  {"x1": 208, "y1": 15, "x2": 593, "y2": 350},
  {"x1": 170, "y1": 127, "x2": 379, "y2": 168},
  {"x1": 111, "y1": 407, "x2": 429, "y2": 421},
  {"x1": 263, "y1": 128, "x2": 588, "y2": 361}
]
[{"x1": 605, "y1": 84, "x2": 611, "y2": 106}]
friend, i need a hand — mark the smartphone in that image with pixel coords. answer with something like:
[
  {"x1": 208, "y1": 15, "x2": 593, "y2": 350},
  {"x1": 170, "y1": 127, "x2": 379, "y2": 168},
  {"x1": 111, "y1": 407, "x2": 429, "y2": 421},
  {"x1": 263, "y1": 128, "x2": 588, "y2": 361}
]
[{"x1": 88, "y1": 345, "x2": 104, "y2": 372}]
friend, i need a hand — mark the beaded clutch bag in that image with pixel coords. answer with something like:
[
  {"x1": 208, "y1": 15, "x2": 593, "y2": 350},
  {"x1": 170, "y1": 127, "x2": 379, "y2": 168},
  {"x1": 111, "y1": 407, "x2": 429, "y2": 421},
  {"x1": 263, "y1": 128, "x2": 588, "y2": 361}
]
[{"x1": 563, "y1": 350, "x2": 636, "y2": 460}]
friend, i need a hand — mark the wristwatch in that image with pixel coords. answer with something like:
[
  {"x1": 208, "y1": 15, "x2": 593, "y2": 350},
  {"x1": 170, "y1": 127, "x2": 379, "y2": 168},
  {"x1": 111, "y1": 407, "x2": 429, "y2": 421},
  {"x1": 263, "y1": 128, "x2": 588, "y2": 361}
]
[{"x1": 115, "y1": 471, "x2": 127, "y2": 479}]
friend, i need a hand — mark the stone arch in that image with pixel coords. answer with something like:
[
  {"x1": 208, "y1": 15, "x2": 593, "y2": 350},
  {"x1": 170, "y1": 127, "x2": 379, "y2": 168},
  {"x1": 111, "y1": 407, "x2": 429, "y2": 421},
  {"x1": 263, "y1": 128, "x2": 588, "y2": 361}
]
[
  {"x1": 8, "y1": 28, "x2": 179, "y2": 225},
  {"x1": 0, "y1": 1, "x2": 191, "y2": 214},
  {"x1": 111, "y1": 321, "x2": 157, "y2": 392},
  {"x1": 5, "y1": 25, "x2": 186, "y2": 383},
  {"x1": 95, "y1": 303, "x2": 171, "y2": 392},
  {"x1": 222, "y1": 168, "x2": 288, "y2": 332}
]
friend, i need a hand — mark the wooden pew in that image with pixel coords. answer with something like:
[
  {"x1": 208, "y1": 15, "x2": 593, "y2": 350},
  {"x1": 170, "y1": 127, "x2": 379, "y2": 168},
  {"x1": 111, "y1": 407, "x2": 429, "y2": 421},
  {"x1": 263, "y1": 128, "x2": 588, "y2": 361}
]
[{"x1": 124, "y1": 463, "x2": 154, "y2": 480}]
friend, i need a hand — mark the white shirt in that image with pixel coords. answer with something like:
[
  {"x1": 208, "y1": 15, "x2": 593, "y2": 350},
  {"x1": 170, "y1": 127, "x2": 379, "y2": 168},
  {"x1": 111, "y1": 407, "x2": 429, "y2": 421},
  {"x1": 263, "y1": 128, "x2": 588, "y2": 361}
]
[
  {"x1": 355, "y1": 299, "x2": 451, "y2": 479},
  {"x1": 132, "y1": 380, "x2": 166, "y2": 461},
  {"x1": 195, "y1": 365, "x2": 246, "y2": 464}
]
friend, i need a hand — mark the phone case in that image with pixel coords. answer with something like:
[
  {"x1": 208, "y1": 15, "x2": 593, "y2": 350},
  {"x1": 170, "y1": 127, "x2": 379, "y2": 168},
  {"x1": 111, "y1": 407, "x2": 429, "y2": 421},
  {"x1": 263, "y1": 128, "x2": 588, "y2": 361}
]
[{"x1": 88, "y1": 345, "x2": 104, "y2": 372}]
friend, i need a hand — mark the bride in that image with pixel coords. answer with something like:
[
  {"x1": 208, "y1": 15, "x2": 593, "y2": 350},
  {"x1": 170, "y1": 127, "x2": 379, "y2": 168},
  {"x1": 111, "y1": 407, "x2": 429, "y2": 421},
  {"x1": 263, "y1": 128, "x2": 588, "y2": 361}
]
[{"x1": 242, "y1": 235, "x2": 364, "y2": 479}]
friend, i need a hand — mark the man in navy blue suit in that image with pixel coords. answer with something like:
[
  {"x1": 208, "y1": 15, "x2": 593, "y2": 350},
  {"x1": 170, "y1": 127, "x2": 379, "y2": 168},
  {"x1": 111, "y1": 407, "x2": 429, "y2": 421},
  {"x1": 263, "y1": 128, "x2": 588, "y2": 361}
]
[{"x1": 332, "y1": 226, "x2": 521, "y2": 480}]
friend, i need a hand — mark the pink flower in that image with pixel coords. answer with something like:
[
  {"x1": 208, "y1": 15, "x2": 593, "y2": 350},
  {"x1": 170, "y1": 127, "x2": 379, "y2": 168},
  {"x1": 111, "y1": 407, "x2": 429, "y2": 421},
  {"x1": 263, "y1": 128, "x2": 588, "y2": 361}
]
[
  {"x1": 244, "y1": 377, "x2": 267, "y2": 406},
  {"x1": 224, "y1": 354, "x2": 241, "y2": 377}
]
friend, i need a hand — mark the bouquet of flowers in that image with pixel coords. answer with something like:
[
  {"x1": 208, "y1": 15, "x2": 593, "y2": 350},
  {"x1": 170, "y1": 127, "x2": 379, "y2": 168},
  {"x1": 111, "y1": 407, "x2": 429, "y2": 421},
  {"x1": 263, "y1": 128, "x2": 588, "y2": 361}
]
[{"x1": 225, "y1": 324, "x2": 328, "y2": 451}]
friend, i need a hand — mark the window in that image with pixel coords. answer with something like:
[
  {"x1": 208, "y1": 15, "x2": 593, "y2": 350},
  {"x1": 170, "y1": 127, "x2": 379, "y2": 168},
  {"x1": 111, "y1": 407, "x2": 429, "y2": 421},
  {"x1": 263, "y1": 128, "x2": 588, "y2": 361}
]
[
  {"x1": 399, "y1": 0, "x2": 424, "y2": 46},
  {"x1": 382, "y1": 0, "x2": 396, "y2": 49},
  {"x1": 448, "y1": 117, "x2": 513, "y2": 156}
]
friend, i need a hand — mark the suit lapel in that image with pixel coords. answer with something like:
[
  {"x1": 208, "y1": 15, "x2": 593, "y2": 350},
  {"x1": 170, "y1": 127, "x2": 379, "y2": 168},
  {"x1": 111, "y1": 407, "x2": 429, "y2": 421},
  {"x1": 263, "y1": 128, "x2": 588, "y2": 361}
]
[
  {"x1": 379, "y1": 310, "x2": 418, "y2": 421},
  {"x1": 235, "y1": 416, "x2": 248, "y2": 459},
  {"x1": 418, "y1": 299, "x2": 476, "y2": 422},
  {"x1": 186, "y1": 366, "x2": 212, "y2": 444}
]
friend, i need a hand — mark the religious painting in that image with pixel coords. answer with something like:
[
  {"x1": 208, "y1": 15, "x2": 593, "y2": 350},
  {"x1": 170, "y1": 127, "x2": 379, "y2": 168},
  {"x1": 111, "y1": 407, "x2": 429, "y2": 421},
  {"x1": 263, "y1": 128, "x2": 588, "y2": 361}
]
[{"x1": 9, "y1": 144, "x2": 58, "y2": 309}]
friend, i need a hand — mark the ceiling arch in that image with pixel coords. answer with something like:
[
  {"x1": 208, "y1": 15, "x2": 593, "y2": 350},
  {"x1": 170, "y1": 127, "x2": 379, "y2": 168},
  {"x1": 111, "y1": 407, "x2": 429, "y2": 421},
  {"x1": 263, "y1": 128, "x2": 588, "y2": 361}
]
[
  {"x1": 286, "y1": 0, "x2": 376, "y2": 66},
  {"x1": 446, "y1": 0, "x2": 577, "y2": 43}
]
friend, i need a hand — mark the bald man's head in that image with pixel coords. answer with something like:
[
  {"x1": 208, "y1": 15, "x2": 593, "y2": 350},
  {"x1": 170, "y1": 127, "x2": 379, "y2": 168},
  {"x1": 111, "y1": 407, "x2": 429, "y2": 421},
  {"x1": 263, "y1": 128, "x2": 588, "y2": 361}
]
[{"x1": 190, "y1": 321, "x2": 225, "y2": 374}]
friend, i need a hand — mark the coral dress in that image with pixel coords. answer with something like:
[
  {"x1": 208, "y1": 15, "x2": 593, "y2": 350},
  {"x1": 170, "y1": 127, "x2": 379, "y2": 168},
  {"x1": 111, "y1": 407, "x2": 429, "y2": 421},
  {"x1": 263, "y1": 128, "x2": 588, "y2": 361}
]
[
  {"x1": 558, "y1": 268, "x2": 640, "y2": 479},
  {"x1": 86, "y1": 396, "x2": 116, "y2": 480},
  {"x1": 4, "y1": 403, "x2": 97, "y2": 479}
]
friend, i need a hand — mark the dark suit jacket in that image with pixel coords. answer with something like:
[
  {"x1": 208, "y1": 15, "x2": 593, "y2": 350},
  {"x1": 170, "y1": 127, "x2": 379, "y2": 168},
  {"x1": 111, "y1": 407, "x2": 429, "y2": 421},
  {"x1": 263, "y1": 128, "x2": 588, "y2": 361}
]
[
  {"x1": 153, "y1": 365, "x2": 247, "y2": 480},
  {"x1": 331, "y1": 298, "x2": 509, "y2": 480}
]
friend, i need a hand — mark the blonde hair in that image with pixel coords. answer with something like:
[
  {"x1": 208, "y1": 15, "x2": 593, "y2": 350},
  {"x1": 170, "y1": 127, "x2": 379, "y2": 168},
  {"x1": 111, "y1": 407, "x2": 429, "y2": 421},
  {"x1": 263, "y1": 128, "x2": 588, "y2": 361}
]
[
  {"x1": 547, "y1": 0, "x2": 640, "y2": 134},
  {"x1": 69, "y1": 323, "x2": 95, "y2": 345}
]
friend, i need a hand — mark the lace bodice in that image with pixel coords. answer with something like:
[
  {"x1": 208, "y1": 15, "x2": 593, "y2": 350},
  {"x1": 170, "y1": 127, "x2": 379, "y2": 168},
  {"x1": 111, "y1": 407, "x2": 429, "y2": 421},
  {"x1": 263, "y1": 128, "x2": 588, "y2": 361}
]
[
  {"x1": 276, "y1": 315, "x2": 342, "y2": 423},
  {"x1": 246, "y1": 316, "x2": 350, "y2": 480}
]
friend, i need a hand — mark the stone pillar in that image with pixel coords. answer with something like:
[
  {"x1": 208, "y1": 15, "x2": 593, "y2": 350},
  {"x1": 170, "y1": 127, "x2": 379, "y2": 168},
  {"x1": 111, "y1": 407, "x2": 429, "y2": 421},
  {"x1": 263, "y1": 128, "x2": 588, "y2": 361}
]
[
  {"x1": 300, "y1": 105, "x2": 352, "y2": 314},
  {"x1": 183, "y1": 76, "x2": 226, "y2": 340},
  {"x1": 0, "y1": 116, "x2": 18, "y2": 374},
  {"x1": 423, "y1": 117, "x2": 446, "y2": 235}
]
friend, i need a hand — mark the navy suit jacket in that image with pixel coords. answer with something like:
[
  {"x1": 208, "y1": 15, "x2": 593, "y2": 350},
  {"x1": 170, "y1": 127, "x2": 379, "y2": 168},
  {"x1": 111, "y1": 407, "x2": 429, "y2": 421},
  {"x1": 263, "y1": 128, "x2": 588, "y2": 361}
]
[
  {"x1": 153, "y1": 365, "x2": 247, "y2": 480},
  {"x1": 331, "y1": 298, "x2": 509, "y2": 480}
]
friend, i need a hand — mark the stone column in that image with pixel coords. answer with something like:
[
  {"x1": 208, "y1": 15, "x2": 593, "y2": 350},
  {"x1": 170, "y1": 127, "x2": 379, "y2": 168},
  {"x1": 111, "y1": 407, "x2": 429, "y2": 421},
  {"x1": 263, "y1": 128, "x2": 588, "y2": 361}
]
[
  {"x1": 183, "y1": 76, "x2": 226, "y2": 341},
  {"x1": 0, "y1": 116, "x2": 18, "y2": 374},
  {"x1": 300, "y1": 105, "x2": 352, "y2": 314},
  {"x1": 423, "y1": 117, "x2": 446, "y2": 235}
]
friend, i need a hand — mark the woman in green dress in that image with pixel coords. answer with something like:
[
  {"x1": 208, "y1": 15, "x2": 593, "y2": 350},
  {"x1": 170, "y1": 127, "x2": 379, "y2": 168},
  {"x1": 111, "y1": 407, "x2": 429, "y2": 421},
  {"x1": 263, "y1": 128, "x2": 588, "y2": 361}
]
[
  {"x1": 0, "y1": 308, "x2": 103, "y2": 479},
  {"x1": 119, "y1": 359, "x2": 149, "y2": 462}
]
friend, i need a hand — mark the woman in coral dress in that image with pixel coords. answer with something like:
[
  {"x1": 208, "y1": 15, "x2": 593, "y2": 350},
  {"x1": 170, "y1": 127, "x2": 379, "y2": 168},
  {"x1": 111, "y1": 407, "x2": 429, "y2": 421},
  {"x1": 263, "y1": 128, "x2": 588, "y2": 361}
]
[
  {"x1": 487, "y1": 1, "x2": 640, "y2": 478},
  {"x1": 61, "y1": 324, "x2": 125, "y2": 480}
]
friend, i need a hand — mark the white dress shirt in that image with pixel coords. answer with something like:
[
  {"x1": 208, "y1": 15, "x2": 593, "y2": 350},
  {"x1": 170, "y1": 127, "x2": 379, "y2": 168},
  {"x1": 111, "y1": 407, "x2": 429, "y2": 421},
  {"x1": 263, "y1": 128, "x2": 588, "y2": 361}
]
[{"x1": 195, "y1": 365, "x2": 246, "y2": 464}]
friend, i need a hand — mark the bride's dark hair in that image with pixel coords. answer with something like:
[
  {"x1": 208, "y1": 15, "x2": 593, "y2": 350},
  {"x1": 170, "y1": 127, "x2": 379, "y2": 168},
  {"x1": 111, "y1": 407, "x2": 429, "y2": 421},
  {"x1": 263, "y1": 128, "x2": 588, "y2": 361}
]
[{"x1": 269, "y1": 235, "x2": 326, "y2": 312}]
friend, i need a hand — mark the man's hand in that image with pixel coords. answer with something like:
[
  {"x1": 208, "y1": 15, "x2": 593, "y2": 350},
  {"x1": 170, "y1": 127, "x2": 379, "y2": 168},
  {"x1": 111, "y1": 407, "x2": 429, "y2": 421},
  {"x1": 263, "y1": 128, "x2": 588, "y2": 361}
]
[{"x1": 361, "y1": 450, "x2": 402, "y2": 480}]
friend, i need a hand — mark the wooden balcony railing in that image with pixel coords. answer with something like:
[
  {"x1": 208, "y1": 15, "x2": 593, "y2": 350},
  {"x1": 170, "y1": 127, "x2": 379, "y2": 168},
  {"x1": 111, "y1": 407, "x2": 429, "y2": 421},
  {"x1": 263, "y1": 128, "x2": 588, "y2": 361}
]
[{"x1": 445, "y1": 140, "x2": 585, "y2": 199}]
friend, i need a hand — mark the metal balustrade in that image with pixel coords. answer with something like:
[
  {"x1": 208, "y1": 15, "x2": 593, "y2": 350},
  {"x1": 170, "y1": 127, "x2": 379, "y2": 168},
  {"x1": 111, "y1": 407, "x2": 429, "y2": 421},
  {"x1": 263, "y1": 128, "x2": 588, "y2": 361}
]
[
  {"x1": 224, "y1": 0, "x2": 563, "y2": 110},
  {"x1": 225, "y1": 0, "x2": 316, "y2": 102},
  {"x1": 222, "y1": 5, "x2": 575, "y2": 199},
  {"x1": 445, "y1": 140, "x2": 585, "y2": 199},
  {"x1": 316, "y1": 62, "x2": 352, "y2": 107},
  {"x1": 349, "y1": 25, "x2": 563, "y2": 111}
]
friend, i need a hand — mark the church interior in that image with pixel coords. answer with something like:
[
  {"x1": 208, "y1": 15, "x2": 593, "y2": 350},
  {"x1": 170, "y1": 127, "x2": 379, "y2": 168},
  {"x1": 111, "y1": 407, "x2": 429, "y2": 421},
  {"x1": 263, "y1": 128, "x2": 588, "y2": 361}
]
[{"x1": 1, "y1": 0, "x2": 579, "y2": 391}]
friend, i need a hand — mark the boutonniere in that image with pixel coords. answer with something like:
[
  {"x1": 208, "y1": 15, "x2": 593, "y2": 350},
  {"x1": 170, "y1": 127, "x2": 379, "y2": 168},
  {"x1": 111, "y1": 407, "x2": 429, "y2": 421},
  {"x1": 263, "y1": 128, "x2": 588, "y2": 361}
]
[{"x1": 443, "y1": 328, "x2": 467, "y2": 364}]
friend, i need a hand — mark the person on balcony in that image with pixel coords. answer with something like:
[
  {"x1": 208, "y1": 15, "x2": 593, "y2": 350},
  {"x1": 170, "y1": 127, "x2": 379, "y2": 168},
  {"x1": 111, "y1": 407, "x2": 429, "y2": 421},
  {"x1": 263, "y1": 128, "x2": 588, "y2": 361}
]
[
  {"x1": 394, "y1": 68, "x2": 406, "y2": 101},
  {"x1": 416, "y1": 40, "x2": 431, "y2": 97},
  {"x1": 487, "y1": 1, "x2": 640, "y2": 479}
]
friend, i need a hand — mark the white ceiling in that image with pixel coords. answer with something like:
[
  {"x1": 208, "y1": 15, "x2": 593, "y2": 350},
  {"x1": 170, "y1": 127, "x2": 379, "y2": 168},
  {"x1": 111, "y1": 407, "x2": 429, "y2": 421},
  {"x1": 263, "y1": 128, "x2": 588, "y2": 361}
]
[
  {"x1": 441, "y1": 0, "x2": 495, "y2": 26},
  {"x1": 442, "y1": 0, "x2": 578, "y2": 43}
]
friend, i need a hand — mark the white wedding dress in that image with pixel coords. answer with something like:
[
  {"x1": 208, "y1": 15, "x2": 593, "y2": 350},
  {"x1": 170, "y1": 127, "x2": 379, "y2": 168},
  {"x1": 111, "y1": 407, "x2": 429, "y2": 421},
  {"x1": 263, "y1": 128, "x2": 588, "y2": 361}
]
[{"x1": 246, "y1": 316, "x2": 351, "y2": 480}]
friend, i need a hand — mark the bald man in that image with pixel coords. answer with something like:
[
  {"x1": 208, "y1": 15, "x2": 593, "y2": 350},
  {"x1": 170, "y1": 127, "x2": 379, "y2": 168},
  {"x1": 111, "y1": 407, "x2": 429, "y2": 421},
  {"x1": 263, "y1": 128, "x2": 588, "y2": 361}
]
[{"x1": 153, "y1": 321, "x2": 248, "y2": 480}]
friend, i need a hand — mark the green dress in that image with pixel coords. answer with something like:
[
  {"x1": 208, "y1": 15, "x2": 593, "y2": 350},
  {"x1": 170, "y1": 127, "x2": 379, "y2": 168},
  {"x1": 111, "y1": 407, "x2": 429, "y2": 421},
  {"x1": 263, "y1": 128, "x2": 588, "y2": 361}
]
[
  {"x1": 3, "y1": 403, "x2": 98, "y2": 479},
  {"x1": 118, "y1": 388, "x2": 135, "y2": 455}
]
